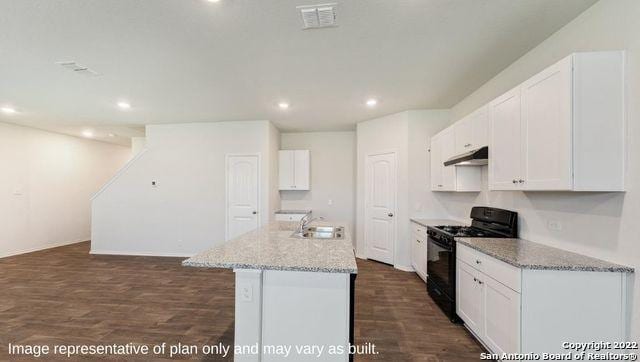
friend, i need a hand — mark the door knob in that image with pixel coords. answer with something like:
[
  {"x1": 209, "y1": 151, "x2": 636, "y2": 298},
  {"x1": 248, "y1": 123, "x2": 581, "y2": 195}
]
[
  {"x1": 388, "y1": 213, "x2": 394, "y2": 217},
  {"x1": 252, "y1": 211, "x2": 257, "y2": 215}
]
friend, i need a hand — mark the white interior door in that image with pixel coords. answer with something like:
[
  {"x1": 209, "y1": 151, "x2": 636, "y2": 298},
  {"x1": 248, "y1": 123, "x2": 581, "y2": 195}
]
[
  {"x1": 365, "y1": 152, "x2": 397, "y2": 265},
  {"x1": 227, "y1": 155, "x2": 259, "y2": 240}
]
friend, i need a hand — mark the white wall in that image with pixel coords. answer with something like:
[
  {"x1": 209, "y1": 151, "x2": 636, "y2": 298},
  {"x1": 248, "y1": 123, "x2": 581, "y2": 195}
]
[
  {"x1": 407, "y1": 110, "x2": 451, "y2": 218},
  {"x1": 440, "y1": 0, "x2": 640, "y2": 338},
  {"x1": 130, "y1": 136, "x2": 147, "y2": 158},
  {"x1": 91, "y1": 120, "x2": 280, "y2": 256},
  {"x1": 356, "y1": 110, "x2": 450, "y2": 269},
  {"x1": 280, "y1": 132, "x2": 356, "y2": 232},
  {"x1": 0, "y1": 122, "x2": 130, "y2": 258}
]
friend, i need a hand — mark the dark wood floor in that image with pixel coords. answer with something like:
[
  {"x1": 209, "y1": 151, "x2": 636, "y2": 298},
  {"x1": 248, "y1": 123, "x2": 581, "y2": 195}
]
[{"x1": 0, "y1": 242, "x2": 484, "y2": 361}]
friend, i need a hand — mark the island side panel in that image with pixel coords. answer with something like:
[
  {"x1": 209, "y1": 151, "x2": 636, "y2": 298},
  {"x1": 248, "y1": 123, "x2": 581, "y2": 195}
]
[
  {"x1": 261, "y1": 270, "x2": 350, "y2": 362},
  {"x1": 234, "y1": 269, "x2": 264, "y2": 362}
]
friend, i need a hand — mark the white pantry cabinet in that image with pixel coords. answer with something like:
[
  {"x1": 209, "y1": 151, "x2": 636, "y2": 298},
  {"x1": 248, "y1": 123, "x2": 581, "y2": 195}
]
[
  {"x1": 279, "y1": 150, "x2": 310, "y2": 191},
  {"x1": 456, "y1": 242, "x2": 629, "y2": 356},
  {"x1": 430, "y1": 127, "x2": 482, "y2": 192},
  {"x1": 489, "y1": 51, "x2": 625, "y2": 191},
  {"x1": 410, "y1": 221, "x2": 428, "y2": 281},
  {"x1": 454, "y1": 105, "x2": 489, "y2": 154}
]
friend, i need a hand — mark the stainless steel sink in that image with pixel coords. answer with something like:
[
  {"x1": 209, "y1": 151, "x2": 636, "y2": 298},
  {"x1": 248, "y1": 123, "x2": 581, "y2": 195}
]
[
  {"x1": 291, "y1": 226, "x2": 345, "y2": 240},
  {"x1": 306, "y1": 226, "x2": 343, "y2": 233}
]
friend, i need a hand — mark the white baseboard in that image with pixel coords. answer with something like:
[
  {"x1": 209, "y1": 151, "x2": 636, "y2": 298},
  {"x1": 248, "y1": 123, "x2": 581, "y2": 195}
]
[
  {"x1": 0, "y1": 239, "x2": 87, "y2": 259},
  {"x1": 355, "y1": 253, "x2": 367, "y2": 260},
  {"x1": 394, "y1": 264, "x2": 415, "y2": 272},
  {"x1": 90, "y1": 249, "x2": 194, "y2": 258}
]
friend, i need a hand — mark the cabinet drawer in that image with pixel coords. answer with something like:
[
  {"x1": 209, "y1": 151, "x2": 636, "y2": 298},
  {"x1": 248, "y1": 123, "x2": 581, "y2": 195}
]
[
  {"x1": 275, "y1": 213, "x2": 308, "y2": 222},
  {"x1": 411, "y1": 222, "x2": 426, "y2": 236},
  {"x1": 457, "y1": 243, "x2": 521, "y2": 292}
]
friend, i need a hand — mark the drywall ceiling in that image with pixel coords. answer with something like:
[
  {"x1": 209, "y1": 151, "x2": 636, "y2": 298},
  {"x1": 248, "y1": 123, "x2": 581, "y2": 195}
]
[{"x1": 0, "y1": 0, "x2": 597, "y2": 142}]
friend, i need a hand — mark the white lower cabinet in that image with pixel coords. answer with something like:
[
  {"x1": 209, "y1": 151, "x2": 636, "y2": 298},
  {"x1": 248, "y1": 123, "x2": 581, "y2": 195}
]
[
  {"x1": 456, "y1": 242, "x2": 629, "y2": 356},
  {"x1": 410, "y1": 222, "x2": 428, "y2": 281},
  {"x1": 483, "y1": 276, "x2": 520, "y2": 355},
  {"x1": 457, "y1": 261, "x2": 484, "y2": 336},
  {"x1": 274, "y1": 213, "x2": 309, "y2": 222}
]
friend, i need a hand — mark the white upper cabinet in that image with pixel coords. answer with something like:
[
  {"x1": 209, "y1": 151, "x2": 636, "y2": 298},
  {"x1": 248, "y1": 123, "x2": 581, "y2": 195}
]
[
  {"x1": 430, "y1": 134, "x2": 443, "y2": 190},
  {"x1": 454, "y1": 116, "x2": 473, "y2": 154},
  {"x1": 279, "y1": 150, "x2": 310, "y2": 190},
  {"x1": 489, "y1": 87, "x2": 523, "y2": 190},
  {"x1": 431, "y1": 126, "x2": 482, "y2": 192},
  {"x1": 440, "y1": 127, "x2": 457, "y2": 190},
  {"x1": 470, "y1": 106, "x2": 489, "y2": 149},
  {"x1": 455, "y1": 105, "x2": 489, "y2": 154},
  {"x1": 521, "y1": 56, "x2": 573, "y2": 190},
  {"x1": 489, "y1": 51, "x2": 625, "y2": 191}
]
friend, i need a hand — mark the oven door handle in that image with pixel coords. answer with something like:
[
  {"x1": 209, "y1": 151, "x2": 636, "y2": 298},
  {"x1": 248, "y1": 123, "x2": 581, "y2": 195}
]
[{"x1": 428, "y1": 236, "x2": 453, "y2": 250}]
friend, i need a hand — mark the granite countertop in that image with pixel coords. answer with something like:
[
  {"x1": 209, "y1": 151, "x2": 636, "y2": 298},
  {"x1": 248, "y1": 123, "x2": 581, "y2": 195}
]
[
  {"x1": 274, "y1": 209, "x2": 311, "y2": 214},
  {"x1": 456, "y1": 237, "x2": 634, "y2": 273},
  {"x1": 410, "y1": 218, "x2": 467, "y2": 228},
  {"x1": 182, "y1": 220, "x2": 357, "y2": 274}
]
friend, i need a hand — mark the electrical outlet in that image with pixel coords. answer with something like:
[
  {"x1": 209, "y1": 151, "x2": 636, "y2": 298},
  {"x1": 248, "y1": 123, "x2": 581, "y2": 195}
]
[
  {"x1": 547, "y1": 220, "x2": 562, "y2": 231},
  {"x1": 239, "y1": 283, "x2": 252, "y2": 302}
]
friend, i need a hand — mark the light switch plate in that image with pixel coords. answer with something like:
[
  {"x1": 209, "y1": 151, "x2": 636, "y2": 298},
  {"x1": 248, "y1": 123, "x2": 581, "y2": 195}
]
[{"x1": 547, "y1": 220, "x2": 562, "y2": 231}]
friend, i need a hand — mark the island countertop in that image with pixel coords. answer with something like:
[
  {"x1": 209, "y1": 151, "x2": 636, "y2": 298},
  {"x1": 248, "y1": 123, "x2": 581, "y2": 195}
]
[
  {"x1": 182, "y1": 221, "x2": 358, "y2": 274},
  {"x1": 456, "y1": 237, "x2": 634, "y2": 273}
]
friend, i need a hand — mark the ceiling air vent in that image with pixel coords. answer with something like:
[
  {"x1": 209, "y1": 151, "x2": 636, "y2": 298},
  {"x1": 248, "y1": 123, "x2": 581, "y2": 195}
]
[
  {"x1": 56, "y1": 61, "x2": 100, "y2": 77},
  {"x1": 297, "y1": 3, "x2": 337, "y2": 29}
]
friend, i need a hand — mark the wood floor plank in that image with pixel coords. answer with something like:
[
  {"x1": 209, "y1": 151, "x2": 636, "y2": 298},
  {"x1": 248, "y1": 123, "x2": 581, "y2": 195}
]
[{"x1": 0, "y1": 242, "x2": 484, "y2": 361}]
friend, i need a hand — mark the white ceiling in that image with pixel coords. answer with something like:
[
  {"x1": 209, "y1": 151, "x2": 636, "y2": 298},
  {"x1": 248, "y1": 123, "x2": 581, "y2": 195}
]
[{"x1": 0, "y1": 0, "x2": 597, "y2": 145}]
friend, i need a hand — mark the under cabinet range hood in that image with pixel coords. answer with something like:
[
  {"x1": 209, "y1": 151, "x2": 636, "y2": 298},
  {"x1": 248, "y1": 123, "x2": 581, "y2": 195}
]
[{"x1": 444, "y1": 146, "x2": 488, "y2": 166}]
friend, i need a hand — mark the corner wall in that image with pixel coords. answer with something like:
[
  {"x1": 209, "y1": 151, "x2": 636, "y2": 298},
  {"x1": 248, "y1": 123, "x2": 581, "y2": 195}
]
[
  {"x1": 91, "y1": 120, "x2": 280, "y2": 256},
  {"x1": 356, "y1": 110, "x2": 450, "y2": 269},
  {"x1": 0, "y1": 122, "x2": 130, "y2": 258}
]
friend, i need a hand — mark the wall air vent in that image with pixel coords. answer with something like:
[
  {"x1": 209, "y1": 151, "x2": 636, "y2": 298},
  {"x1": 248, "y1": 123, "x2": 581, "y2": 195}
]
[
  {"x1": 56, "y1": 61, "x2": 100, "y2": 77},
  {"x1": 297, "y1": 3, "x2": 337, "y2": 29}
]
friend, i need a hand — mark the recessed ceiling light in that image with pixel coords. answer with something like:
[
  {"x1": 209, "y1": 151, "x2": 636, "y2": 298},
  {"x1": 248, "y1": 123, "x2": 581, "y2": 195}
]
[
  {"x1": 117, "y1": 101, "x2": 131, "y2": 110},
  {"x1": 278, "y1": 102, "x2": 290, "y2": 110},
  {"x1": 1, "y1": 107, "x2": 17, "y2": 114},
  {"x1": 206, "y1": 0, "x2": 220, "y2": 3},
  {"x1": 366, "y1": 98, "x2": 378, "y2": 107},
  {"x1": 82, "y1": 130, "x2": 94, "y2": 138}
]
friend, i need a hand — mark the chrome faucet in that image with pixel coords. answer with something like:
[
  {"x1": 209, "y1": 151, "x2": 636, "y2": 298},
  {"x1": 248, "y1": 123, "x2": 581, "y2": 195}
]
[{"x1": 297, "y1": 215, "x2": 324, "y2": 233}]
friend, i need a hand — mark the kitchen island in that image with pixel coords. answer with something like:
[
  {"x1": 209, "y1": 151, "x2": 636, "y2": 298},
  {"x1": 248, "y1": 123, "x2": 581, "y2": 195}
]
[{"x1": 183, "y1": 221, "x2": 357, "y2": 362}]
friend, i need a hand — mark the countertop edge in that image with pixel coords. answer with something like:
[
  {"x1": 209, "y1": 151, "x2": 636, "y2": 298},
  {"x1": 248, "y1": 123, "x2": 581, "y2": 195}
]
[
  {"x1": 410, "y1": 218, "x2": 466, "y2": 228},
  {"x1": 456, "y1": 238, "x2": 634, "y2": 273},
  {"x1": 182, "y1": 260, "x2": 357, "y2": 274}
]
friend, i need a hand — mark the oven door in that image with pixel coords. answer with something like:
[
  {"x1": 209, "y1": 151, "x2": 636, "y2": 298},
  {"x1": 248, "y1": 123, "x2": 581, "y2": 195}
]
[{"x1": 426, "y1": 236, "x2": 455, "y2": 298}]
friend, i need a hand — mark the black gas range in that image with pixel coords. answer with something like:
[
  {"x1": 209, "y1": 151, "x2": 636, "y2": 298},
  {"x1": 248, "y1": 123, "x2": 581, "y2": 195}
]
[{"x1": 426, "y1": 206, "x2": 518, "y2": 322}]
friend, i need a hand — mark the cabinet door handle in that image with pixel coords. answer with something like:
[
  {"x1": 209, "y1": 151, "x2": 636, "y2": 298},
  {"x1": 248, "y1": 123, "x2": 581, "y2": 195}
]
[
  {"x1": 477, "y1": 280, "x2": 484, "y2": 285},
  {"x1": 512, "y1": 179, "x2": 518, "y2": 184},
  {"x1": 473, "y1": 277, "x2": 477, "y2": 282},
  {"x1": 252, "y1": 211, "x2": 257, "y2": 215},
  {"x1": 475, "y1": 260, "x2": 481, "y2": 264},
  {"x1": 519, "y1": 179, "x2": 525, "y2": 183},
  {"x1": 388, "y1": 213, "x2": 394, "y2": 217}
]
